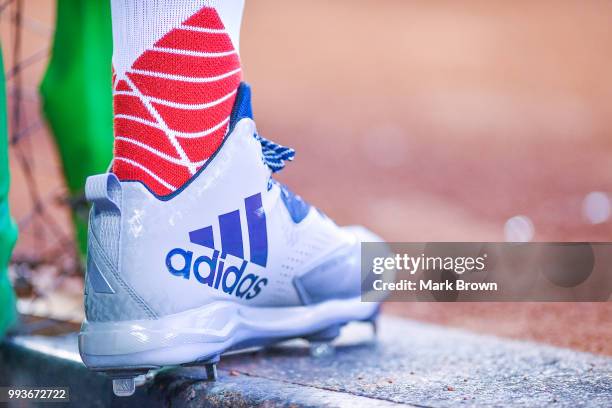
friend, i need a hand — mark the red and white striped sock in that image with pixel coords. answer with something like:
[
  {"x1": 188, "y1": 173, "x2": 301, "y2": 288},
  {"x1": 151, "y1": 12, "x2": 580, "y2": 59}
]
[{"x1": 110, "y1": 0, "x2": 245, "y2": 195}]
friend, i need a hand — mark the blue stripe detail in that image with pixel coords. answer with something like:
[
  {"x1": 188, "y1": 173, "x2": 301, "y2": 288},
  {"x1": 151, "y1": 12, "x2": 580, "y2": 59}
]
[
  {"x1": 189, "y1": 225, "x2": 215, "y2": 249},
  {"x1": 278, "y1": 182, "x2": 311, "y2": 223},
  {"x1": 218, "y1": 210, "x2": 244, "y2": 259},
  {"x1": 245, "y1": 193, "x2": 268, "y2": 267}
]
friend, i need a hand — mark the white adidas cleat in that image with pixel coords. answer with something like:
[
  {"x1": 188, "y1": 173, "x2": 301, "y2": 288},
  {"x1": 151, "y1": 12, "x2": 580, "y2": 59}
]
[{"x1": 78, "y1": 83, "x2": 383, "y2": 396}]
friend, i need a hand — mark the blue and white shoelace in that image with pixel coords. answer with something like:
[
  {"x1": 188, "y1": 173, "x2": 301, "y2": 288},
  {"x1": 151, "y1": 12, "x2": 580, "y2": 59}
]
[{"x1": 254, "y1": 133, "x2": 295, "y2": 173}]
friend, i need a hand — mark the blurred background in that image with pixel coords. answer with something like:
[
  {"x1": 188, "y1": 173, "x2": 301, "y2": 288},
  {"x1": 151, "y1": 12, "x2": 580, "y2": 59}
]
[{"x1": 1, "y1": 0, "x2": 611, "y2": 354}]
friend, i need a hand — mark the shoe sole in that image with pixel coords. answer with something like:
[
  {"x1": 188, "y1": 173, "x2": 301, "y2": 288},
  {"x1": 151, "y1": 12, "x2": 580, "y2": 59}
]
[{"x1": 79, "y1": 296, "x2": 379, "y2": 370}]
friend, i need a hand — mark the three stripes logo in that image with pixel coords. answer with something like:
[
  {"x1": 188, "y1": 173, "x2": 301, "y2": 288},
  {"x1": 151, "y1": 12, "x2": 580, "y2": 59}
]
[{"x1": 165, "y1": 193, "x2": 269, "y2": 299}]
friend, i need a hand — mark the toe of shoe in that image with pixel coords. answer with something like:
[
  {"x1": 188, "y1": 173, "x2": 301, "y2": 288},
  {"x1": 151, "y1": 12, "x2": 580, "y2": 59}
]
[{"x1": 294, "y1": 225, "x2": 389, "y2": 304}]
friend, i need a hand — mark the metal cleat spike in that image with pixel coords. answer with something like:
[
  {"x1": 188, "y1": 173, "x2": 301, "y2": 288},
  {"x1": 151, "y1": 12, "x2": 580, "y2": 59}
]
[
  {"x1": 112, "y1": 377, "x2": 136, "y2": 397},
  {"x1": 309, "y1": 341, "x2": 335, "y2": 358},
  {"x1": 175, "y1": 354, "x2": 220, "y2": 381},
  {"x1": 205, "y1": 363, "x2": 218, "y2": 381},
  {"x1": 199, "y1": 355, "x2": 219, "y2": 381},
  {"x1": 107, "y1": 369, "x2": 151, "y2": 397},
  {"x1": 363, "y1": 304, "x2": 381, "y2": 339},
  {"x1": 306, "y1": 324, "x2": 342, "y2": 358}
]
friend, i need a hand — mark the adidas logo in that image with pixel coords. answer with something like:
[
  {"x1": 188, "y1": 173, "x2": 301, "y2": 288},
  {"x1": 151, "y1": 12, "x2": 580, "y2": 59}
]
[{"x1": 165, "y1": 193, "x2": 269, "y2": 300}]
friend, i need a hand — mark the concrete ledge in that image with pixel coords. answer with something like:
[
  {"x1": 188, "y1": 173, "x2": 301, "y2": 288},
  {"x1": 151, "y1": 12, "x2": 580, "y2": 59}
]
[{"x1": 1, "y1": 316, "x2": 611, "y2": 407}]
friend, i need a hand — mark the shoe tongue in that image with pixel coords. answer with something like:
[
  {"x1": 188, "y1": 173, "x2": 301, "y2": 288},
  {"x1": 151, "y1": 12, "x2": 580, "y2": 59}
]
[{"x1": 228, "y1": 82, "x2": 253, "y2": 133}]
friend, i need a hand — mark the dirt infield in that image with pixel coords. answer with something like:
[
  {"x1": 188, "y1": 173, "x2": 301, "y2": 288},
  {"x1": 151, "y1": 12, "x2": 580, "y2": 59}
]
[
  {"x1": 3, "y1": 0, "x2": 611, "y2": 355},
  {"x1": 385, "y1": 302, "x2": 612, "y2": 356}
]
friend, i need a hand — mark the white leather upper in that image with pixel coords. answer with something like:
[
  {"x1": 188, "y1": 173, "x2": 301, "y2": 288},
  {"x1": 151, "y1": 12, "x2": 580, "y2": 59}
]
[{"x1": 112, "y1": 119, "x2": 358, "y2": 316}]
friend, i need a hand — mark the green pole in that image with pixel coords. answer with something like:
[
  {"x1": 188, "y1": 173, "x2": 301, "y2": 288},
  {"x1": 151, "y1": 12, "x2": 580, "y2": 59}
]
[
  {"x1": 0, "y1": 47, "x2": 18, "y2": 337},
  {"x1": 40, "y1": 0, "x2": 114, "y2": 257}
]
